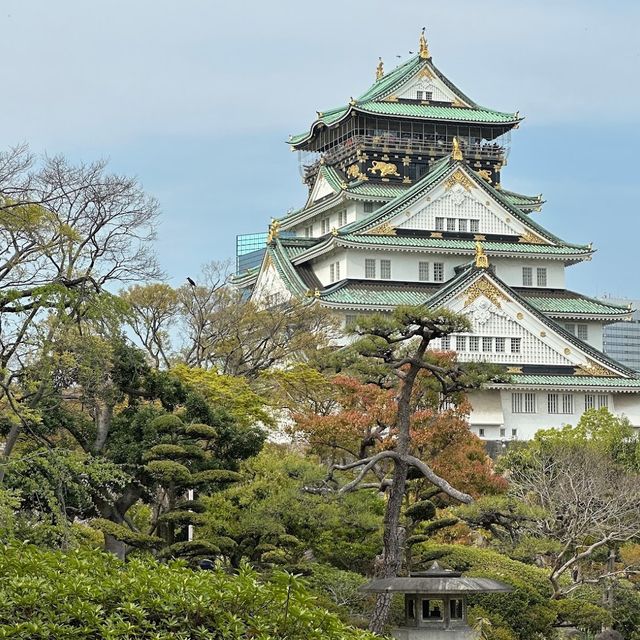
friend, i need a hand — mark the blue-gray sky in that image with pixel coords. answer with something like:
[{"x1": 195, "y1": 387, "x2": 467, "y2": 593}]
[{"x1": 1, "y1": 1, "x2": 639, "y2": 297}]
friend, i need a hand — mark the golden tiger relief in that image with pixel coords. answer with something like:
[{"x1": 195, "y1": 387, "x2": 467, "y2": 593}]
[{"x1": 368, "y1": 161, "x2": 400, "y2": 178}]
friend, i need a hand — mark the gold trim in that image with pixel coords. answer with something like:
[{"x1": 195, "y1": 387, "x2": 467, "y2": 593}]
[
  {"x1": 368, "y1": 161, "x2": 400, "y2": 178},
  {"x1": 574, "y1": 361, "x2": 616, "y2": 377},
  {"x1": 430, "y1": 231, "x2": 443, "y2": 238},
  {"x1": 464, "y1": 276, "x2": 508, "y2": 309},
  {"x1": 376, "y1": 57, "x2": 384, "y2": 81},
  {"x1": 267, "y1": 219, "x2": 281, "y2": 243},
  {"x1": 346, "y1": 163, "x2": 367, "y2": 181},
  {"x1": 366, "y1": 222, "x2": 397, "y2": 236},
  {"x1": 516, "y1": 312, "x2": 524, "y2": 320},
  {"x1": 506, "y1": 366, "x2": 523, "y2": 374},
  {"x1": 418, "y1": 67, "x2": 434, "y2": 79},
  {"x1": 445, "y1": 169, "x2": 474, "y2": 191},
  {"x1": 518, "y1": 232, "x2": 546, "y2": 245},
  {"x1": 451, "y1": 98, "x2": 466, "y2": 108}
]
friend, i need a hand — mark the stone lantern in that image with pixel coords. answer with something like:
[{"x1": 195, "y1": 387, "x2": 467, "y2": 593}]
[{"x1": 360, "y1": 562, "x2": 512, "y2": 640}]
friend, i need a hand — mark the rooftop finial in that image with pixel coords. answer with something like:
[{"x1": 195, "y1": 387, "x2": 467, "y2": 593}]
[
  {"x1": 376, "y1": 57, "x2": 384, "y2": 81},
  {"x1": 475, "y1": 241, "x2": 489, "y2": 269},
  {"x1": 452, "y1": 137, "x2": 463, "y2": 161},
  {"x1": 419, "y1": 27, "x2": 430, "y2": 59}
]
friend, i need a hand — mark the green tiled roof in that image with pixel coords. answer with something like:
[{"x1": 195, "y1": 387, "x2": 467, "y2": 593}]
[
  {"x1": 522, "y1": 295, "x2": 629, "y2": 316},
  {"x1": 289, "y1": 54, "x2": 520, "y2": 146},
  {"x1": 321, "y1": 284, "x2": 432, "y2": 307},
  {"x1": 499, "y1": 375, "x2": 640, "y2": 389},
  {"x1": 347, "y1": 183, "x2": 408, "y2": 199},
  {"x1": 501, "y1": 189, "x2": 543, "y2": 208},
  {"x1": 339, "y1": 235, "x2": 590, "y2": 255},
  {"x1": 357, "y1": 101, "x2": 517, "y2": 123}
]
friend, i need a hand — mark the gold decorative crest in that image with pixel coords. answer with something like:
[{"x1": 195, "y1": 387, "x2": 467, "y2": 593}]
[
  {"x1": 476, "y1": 169, "x2": 492, "y2": 183},
  {"x1": 506, "y1": 366, "x2": 523, "y2": 374},
  {"x1": 464, "y1": 276, "x2": 508, "y2": 309},
  {"x1": 368, "y1": 161, "x2": 401, "y2": 178},
  {"x1": 376, "y1": 57, "x2": 384, "y2": 81},
  {"x1": 574, "y1": 361, "x2": 616, "y2": 377},
  {"x1": 518, "y1": 232, "x2": 546, "y2": 245},
  {"x1": 445, "y1": 169, "x2": 474, "y2": 191},
  {"x1": 451, "y1": 97, "x2": 466, "y2": 108},
  {"x1": 419, "y1": 67, "x2": 434, "y2": 80},
  {"x1": 366, "y1": 222, "x2": 397, "y2": 236}
]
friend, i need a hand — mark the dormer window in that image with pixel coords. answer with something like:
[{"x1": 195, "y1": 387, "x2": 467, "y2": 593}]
[{"x1": 417, "y1": 90, "x2": 433, "y2": 101}]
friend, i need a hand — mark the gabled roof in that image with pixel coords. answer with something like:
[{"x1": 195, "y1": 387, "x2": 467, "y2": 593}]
[
  {"x1": 289, "y1": 54, "x2": 521, "y2": 147},
  {"x1": 337, "y1": 157, "x2": 575, "y2": 247},
  {"x1": 426, "y1": 266, "x2": 636, "y2": 378}
]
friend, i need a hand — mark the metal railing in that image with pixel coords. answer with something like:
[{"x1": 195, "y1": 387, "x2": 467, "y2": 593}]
[{"x1": 303, "y1": 136, "x2": 506, "y2": 179}]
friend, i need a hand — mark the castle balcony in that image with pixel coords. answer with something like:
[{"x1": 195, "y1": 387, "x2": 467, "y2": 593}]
[{"x1": 301, "y1": 134, "x2": 508, "y2": 181}]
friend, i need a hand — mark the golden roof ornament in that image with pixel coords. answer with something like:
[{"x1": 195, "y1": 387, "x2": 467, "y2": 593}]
[
  {"x1": 376, "y1": 57, "x2": 384, "y2": 81},
  {"x1": 452, "y1": 137, "x2": 464, "y2": 161},
  {"x1": 349, "y1": 96, "x2": 357, "y2": 106},
  {"x1": 475, "y1": 241, "x2": 489, "y2": 269},
  {"x1": 267, "y1": 218, "x2": 281, "y2": 243},
  {"x1": 419, "y1": 27, "x2": 431, "y2": 59}
]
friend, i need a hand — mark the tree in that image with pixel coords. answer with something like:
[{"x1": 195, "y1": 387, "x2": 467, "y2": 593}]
[
  {"x1": 121, "y1": 283, "x2": 179, "y2": 369},
  {"x1": 315, "y1": 306, "x2": 496, "y2": 633},
  {"x1": 176, "y1": 263, "x2": 339, "y2": 376},
  {"x1": 0, "y1": 145, "x2": 160, "y2": 476},
  {"x1": 502, "y1": 428, "x2": 640, "y2": 599}
]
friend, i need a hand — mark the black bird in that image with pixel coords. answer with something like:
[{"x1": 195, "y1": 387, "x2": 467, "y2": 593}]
[{"x1": 186, "y1": 277, "x2": 196, "y2": 287}]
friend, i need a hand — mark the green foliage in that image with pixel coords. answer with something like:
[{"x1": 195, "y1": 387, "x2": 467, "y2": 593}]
[
  {"x1": 191, "y1": 469, "x2": 242, "y2": 486},
  {"x1": 0, "y1": 543, "x2": 376, "y2": 639},
  {"x1": 158, "y1": 540, "x2": 221, "y2": 559},
  {"x1": 414, "y1": 543, "x2": 556, "y2": 640},
  {"x1": 405, "y1": 499, "x2": 436, "y2": 522},
  {"x1": 91, "y1": 519, "x2": 163, "y2": 549},
  {"x1": 144, "y1": 459, "x2": 192, "y2": 486},
  {"x1": 184, "y1": 422, "x2": 218, "y2": 439},
  {"x1": 555, "y1": 598, "x2": 611, "y2": 633},
  {"x1": 143, "y1": 443, "x2": 190, "y2": 460},
  {"x1": 202, "y1": 446, "x2": 383, "y2": 573},
  {"x1": 0, "y1": 488, "x2": 20, "y2": 539}
]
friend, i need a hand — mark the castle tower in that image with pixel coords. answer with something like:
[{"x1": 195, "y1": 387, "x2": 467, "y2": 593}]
[{"x1": 234, "y1": 31, "x2": 640, "y2": 441}]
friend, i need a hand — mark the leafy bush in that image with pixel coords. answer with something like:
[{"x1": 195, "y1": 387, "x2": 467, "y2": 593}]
[{"x1": 0, "y1": 543, "x2": 377, "y2": 639}]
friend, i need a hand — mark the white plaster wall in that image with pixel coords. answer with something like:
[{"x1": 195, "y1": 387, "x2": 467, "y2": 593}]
[
  {"x1": 391, "y1": 181, "x2": 532, "y2": 238},
  {"x1": 293, "y1": 202, "x2": 358, "y2": 238},
  {"x1": 313, "y1": 249, "x2": 348, "y2": 286},
  {"x1": 345, "y1": 248, "x2": 459, "y2": 283},
  {"x1": 395, "y1": 71, "x2": 460, "y2": 103},
  {"x1": 251, "y1": 262, "x2": 293, "y2": 305},
  {"x1": 492, "y1": 259, "x2": 565, "y2": 289}
]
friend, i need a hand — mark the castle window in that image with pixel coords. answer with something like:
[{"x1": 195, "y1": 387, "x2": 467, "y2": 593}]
[
  {"x1": 495, "y1": 337, "x2": 506, "y2": 352},
  {"x1": 446, "y1": 218, "x2": 456, "y2": 231},
  {"x1": 479, "y1": 428, "x2": 485, "y2": 437},
  {"x1": 455, "y1": 335, "x2": 467, "y2": 351},
  {"x1": 469, "y1": 219, "x2": 480, "y2": 233},
  {"x1": 562, "y1": 394, "x2": 574, "y2": 414},
  {"x1": 338, "y1": 210, "x2": 347, "y2": 226},
  {"x1": 469, "y1": 336, "x2": 480, "y2": 352},
  {"x1": 510, "y1": 338, "x2": 522, "y2": 353},
  {"x1": 500, "y1": 427, "x2": 506, "y2": 438},
  {"x1": 441, "y1": 336, "x2": 451, "y2": 350},
  {"x1": 458, "y1": 219, "x2": 468, "y2": 232},
  {"x1": 536, "y1": 267, "x2": 547, "y2": 287},
  {"x1": 321, "y1": 218, "x2": 330, "y2": 234},
  {"x1": 364, "y1": 202, "x2": 376, "y2": 213},
  {"x1": 512, "y1": 393, "x2": 536, "y2": 413},
  {"x1": 522, "y1": 267, "x2": 533, "y2": 286},
  {"x1": 365, "y1": 258, "x2": 376, "y2": 278},
  {"x1": 512, "y1": 428, "x2": 518, "y2": 438},
  {"x1": 548, "y1": 393, "x2": 558, "y2": 413},
  {"x1": 416, "y1": 90, "x2": 433, "y2": 101},
  {"x1": 577, "y1": 324, "x2": 588, "y2": 341},
  {"x1": 418, "y1": 261, "x2": 429, "y2": 281},
  {"x1": 564, "y1": 323, "x2": 576, "y2": 335},
  {"x1": 598, "y1": 394, "x2": 609, "y2": 409},
  {"x1": 482, "y1": 337, "x2": 493, "y2": 352},
  {"x1": 380, "y1": 259, "x2": 391, "y2": 280},
  {"x1": 345, "y1": 314, "x2": 357, "y2": 327},
  {"x1": 433, "y1": 262, "x2": 444, "y2": 282},
  {"x1": 329, "y1": 261, "x2": 340, "y2": 283},
  {"x1": 435, "y1": 217, "x2": 445, "y2": 231},
  {"x1": 304, "y1": 225, "x2": 312, "y2": 238}
]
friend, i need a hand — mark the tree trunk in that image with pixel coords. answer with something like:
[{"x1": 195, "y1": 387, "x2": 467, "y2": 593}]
[
  {"x1": 369, "y1": 458, "x2": 408, "y2": 634},
  {"x1": 0, "y1": 422, "x2": 21, "y2": 483}
]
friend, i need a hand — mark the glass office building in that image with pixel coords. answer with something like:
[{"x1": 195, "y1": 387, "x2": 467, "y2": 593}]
[{"x1": 601, "y1": 298, "x2": 640, "y2": 372}]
